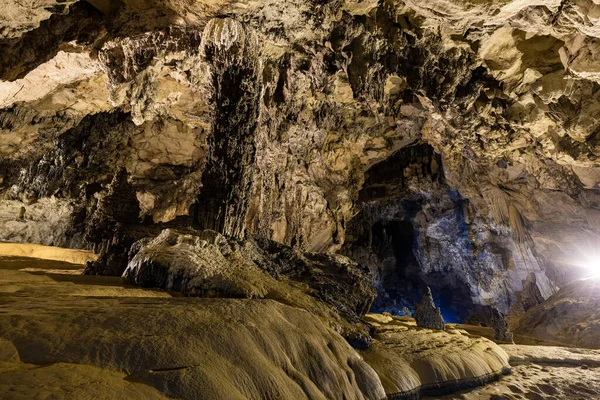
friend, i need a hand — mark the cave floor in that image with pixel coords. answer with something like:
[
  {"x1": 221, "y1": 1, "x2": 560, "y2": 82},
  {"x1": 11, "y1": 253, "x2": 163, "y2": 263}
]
[
  {"x1": 431, "y1": 363, "x2": 600, "y2": 400},
  {"x1": 1, "y1": 255, "x2": 599, "y2": 400},
  {"x1": 423, "y1": 330, "x2": 600, "y2": 399},
  {"x1": 455, "y1": 324, "x2": 580, "y2": 348}
]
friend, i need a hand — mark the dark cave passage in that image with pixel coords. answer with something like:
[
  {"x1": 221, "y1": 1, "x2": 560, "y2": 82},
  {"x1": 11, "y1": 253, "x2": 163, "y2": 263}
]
[
  {"x1": 368, "y1": 220, "x2": 471, "y2": 323},
  {"x1": 386, "y1": 220, "x2": 415, "y2": 272},
  {"x1": 365, "y1": 219, "x2": 424, "y2": 315},
  {"x1": 430, "y1": 286, "x2": 467, "y2": 323},
  {"x1": 342, "y1": 144, "x2": 442, "y2": 316}
]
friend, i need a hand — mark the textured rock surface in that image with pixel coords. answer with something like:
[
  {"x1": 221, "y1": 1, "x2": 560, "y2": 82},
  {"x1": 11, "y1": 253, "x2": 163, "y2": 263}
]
[
  {"x1": 2, "y1": 0, "x2": 600, "y2": 335},
  {"x1": 0, "y1": 336, "x2": 171, "y2": 400},
  {"x1": 360, "y1": 313, "x2": 510, "y2": 399},
  {"x1": 436, "y1": 344, "x2": 600, "y2": 400},
  {"x1": 3, "y1": 250, "x2": 600, "y2": 400},
  {"x1": 414, "y1": 286, "x2": 445, "y2": 331},
  {"x1": 488, "y1": 307, "x2": 515, "y2": 344},
  {"x1": 514, "y1": 276, "x2": 600, "y2": 349},
  {"x1": 123, "y1": 228, "x2": 376, "y2": 345},
  {"x1": 0, "y1": 261, "x2": 386, "y2": 400}
]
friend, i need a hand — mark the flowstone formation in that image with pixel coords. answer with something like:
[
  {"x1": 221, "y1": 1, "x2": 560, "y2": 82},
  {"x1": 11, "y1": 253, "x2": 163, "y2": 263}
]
[
  {"x1": 122, "y1": 228, "x2": 377, "y2": 345},
  {"x1": 361, "y1": 314, "x2": 510, "y2": 399},
  {"x1": 0, "y1": 256, "x2": 509, "y2": 400},
  {"x1": 2, "y1": 0, "x2": 600, "y2": 386},
  {"x1": 0, "y1": 264, "x2": 387, "y2": 400}
]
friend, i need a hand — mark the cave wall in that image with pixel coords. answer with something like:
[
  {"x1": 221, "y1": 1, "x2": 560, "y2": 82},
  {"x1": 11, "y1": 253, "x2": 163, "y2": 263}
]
[
  {"x1": 2, "y1": 0, "x2": 600, "y2": 319},
  {"x1": 341, "y1": 143, "x2": 553, "y2": 322}
]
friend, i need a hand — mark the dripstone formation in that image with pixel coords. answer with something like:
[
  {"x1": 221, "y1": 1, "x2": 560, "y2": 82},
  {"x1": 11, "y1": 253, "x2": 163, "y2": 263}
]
[{"x1": 489, "y1": 307, "x2": 515, "y2": 344}]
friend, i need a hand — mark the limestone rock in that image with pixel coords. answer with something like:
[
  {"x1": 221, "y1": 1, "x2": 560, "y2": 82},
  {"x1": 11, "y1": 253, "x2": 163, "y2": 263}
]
[
  {"x1": 123, "y1": 228, "x2": 271, "y2": 298},
  {"x1": 361, "y1": 314, "x2": 510, "y2": 398},
  {"x1": 2, "y1": 0, "x2": 600, "y2": 334},
  {"x1": 2, "y1": 4, "x2": 600, "y2": 399},
  {"x1": 85, "y1": 167, "x2": 141, "y2": 276},
  {"x1": 514, "y1": 276, "x2": 600, "y2": 349},
  {"x1": 488, "y1": 307, "x2": 515, "y2": 344},
  {"x1": 0, "y1": 265, "x2": 386, "y2": 400},
  {"x1": 194, "y1": 18, "x2": 261, "y2": 239},
  {"x1": 414, "y1": 286, "x2": 445, "y2": 331},
  {"x1": 123, "y1": 228, "x2": 377, "y2": 345}
]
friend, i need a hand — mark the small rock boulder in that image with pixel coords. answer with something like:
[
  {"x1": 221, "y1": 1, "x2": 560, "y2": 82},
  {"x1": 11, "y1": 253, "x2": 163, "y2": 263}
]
[{"x1": 414, "y1": 286, "x2": 445, "y2": 331}]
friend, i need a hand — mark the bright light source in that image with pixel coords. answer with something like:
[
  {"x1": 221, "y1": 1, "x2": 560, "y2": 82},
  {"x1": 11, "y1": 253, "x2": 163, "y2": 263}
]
[
  {"x1": 576, "y1": 249, "x2": 600, "y2": 279},
  {"x1": 560, "y1": 243, "x2": 600, "y2": 280},
  {"x1": 583, "y1": 255, "x2": 600, "y2": 279}
]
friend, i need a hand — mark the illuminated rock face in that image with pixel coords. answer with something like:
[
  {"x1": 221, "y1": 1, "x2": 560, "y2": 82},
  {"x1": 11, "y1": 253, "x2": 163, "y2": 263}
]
[
  {"x1": 2, "y1": 0, "x2": 600, "y2": 324},
  {"x1": 515, "y1": 276, "x2": 600, "y2": 349},
  {"x1": 121, "y1": 227, "x2": 377, "y2": 346}
]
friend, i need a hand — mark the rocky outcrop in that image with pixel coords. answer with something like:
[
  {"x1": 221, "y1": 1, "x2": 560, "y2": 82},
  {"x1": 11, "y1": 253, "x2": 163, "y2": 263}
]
[
  {"x1": 514, "y1": 276, "x2": 600, "y2": 349},
  {"x1": 0, "y1": 197, "x2": 85, "y2": 248},
  {"x1": 123, "y1": 228, "x2": 376, "y2": 345},
  {"x1": 0, "y1": 2, "x2": 105, "y2": 81},
  {"x1": 488, "y1": 307, "x2": 515, "y2": 344},
  {"x1": 414, "y1": 286, "x2": 445, "y2": 331},
  {"x1": 84, "y1": 167, "x2": 142, "y2": 276}
]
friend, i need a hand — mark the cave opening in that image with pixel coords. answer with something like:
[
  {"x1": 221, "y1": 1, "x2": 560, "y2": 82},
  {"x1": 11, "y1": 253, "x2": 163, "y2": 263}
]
[
  {"x1": 431, "y1": 286, "x2": 463, "y2": 323},
  {"x1": 373, "y1": 220, "x2": 416, "y2": 277},
  {"x1": 367, "y1": 219, "x2": 424, "y2": 315}
]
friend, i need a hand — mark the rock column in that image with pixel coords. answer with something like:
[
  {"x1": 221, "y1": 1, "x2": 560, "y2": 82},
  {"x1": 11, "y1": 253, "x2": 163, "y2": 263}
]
[{"x1": 195, "y1": 18, "x2": 261, "y2": 239}]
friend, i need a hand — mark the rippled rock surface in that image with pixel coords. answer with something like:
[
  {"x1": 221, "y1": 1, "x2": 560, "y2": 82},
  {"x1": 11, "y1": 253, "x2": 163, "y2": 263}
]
[
  {"x1": 360, "y1": 314, "x2": 510, "y2": 399},
  {"x1": 0, "y1": 261, "x2": 385, "y2": 400}
]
